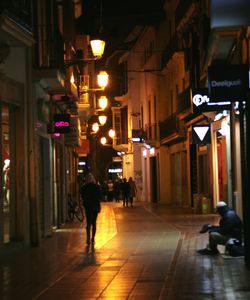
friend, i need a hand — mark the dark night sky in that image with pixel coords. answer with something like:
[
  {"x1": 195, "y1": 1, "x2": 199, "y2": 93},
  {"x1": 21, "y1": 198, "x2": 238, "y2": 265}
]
[
  {"x1": 78, "y1": 0, "x2": 165, "y2": 57},
  {"x1": 75, "y1": 0, "x2": 166, "y2": 98}
]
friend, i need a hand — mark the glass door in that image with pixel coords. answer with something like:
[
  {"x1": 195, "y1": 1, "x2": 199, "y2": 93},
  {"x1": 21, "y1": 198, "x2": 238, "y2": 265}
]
[{"x1": 2, "y1": 105, "x2": 10, "y2": 243}]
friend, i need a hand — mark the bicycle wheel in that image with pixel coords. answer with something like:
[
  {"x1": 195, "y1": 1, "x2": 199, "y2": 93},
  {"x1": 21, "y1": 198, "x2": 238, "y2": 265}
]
[
  {"x1": 75, "y1": 205, "x2": 84, "y2": 222},
  {"x1": 68, "y1": 206, "x2": 74, "y2": 221},
  {"x1": 68, "y1": 196, "x2": 75, "y2": 221}
]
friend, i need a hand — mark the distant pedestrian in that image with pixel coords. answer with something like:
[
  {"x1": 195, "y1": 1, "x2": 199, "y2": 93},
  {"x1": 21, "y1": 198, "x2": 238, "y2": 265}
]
[
  {"x1": 113, "y1": 179, "x2": 122, "y2": 202},
  {"x1": 107, "y1": 179, "x2": 114, "y2": 202},
  {"x1": 80, "y1": 173, "x2": 102, "y2": 246},
  {"x1": 100, "y1": 181, "x2": 108, "y2": 201},
  {"x1": 121, "y1": 178, "x2": 130, "y2": 207},
  {"x1": 128, "y1": 177, "x2": 137, "y2": 207}
]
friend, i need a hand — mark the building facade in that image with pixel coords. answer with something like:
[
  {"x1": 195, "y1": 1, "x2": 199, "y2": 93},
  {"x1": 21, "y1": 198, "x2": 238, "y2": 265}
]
[
  {"x1": 108, "y1": 0, "x2": 250, "y2": 217},
  {"x1": 0, "y1": 0, "x2": 86, "y2": 248}
]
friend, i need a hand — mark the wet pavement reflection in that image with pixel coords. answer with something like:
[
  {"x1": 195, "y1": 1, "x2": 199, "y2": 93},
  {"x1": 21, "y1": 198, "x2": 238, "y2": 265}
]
[{"x1": 0, "y1": 202, "x2": 250, "y2": 299}]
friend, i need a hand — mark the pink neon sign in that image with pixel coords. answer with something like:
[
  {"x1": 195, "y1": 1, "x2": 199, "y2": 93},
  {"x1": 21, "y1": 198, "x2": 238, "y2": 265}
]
[
  {"x1": 53, "y1": 114, "x2": 70, "y2": 133},
  {"x1": 54, "y1": 121, "x2": 70, "y2": 127}
]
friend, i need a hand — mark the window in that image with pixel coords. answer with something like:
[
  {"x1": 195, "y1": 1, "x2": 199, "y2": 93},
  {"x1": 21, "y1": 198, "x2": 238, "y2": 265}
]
[{"x1": 121, "y1": 106, "x2": 128, "y2": 144}]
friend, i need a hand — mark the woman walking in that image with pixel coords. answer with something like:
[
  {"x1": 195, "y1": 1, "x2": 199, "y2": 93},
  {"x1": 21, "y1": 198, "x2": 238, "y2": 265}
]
[{"x1": 80, "y1": 173, "x2": 102, "y2": 245}]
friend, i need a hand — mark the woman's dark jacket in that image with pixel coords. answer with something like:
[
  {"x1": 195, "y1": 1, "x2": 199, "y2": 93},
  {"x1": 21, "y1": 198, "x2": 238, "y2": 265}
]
[{"x1": 80, "y1": 183, "x2": 102, "y2": 213}]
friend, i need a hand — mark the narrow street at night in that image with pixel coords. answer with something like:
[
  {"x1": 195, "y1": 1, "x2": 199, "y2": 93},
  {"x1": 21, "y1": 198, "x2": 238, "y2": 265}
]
[
  {"x1": 1, "y1": 202, "x2": 250, "y2": 300},
  {"x1": 1, "y1": 1, "x2": 250, "y2": 298}
]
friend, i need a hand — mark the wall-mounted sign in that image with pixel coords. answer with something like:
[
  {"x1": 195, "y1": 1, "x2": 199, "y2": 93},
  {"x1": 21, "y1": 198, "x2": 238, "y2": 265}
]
[
  {"x1": 191, "y1": 89, "x2": 231, "y2": 113},
  {"x1": 113, "y1": 156, "x2": 122, "y2": 162},
  {"x1": 132, "y1": 129, "x2": 145, "y2": 143},
  {"x1": 108, "y1": 168, "x2": 122, "y2": 173},
  {"x1": 37, "y1": 98, "x2": 50, "y2": 123},
  {"x1": 75, "y1": 139, "x2": 90, "y2": 155},
  {"x1": 192, "y1": 125, "x2": 211, "y2": 144},
  {"x1": 208, "y1": 64, "x2": 248, "y2": 102},
  {"x1": 211, "y1": 0, "x2": 250, "y2": 28},
  {"x1": 64, "y1": 116, "x2": 81, "y2": 147},
  {"x1": 53, "y1": 114, "x2": 70, "y2": 133}
]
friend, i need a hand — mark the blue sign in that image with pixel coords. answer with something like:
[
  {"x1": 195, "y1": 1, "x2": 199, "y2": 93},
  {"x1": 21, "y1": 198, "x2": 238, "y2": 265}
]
[{"x1": 211, "y1": 0, "x2": 250, "y2": 28}]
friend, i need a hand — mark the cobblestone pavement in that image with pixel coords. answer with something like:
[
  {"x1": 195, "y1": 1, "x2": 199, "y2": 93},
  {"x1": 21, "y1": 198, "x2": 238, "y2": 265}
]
[{"x1": 0, "y1": 202, "x2": 250, "y2": 299}]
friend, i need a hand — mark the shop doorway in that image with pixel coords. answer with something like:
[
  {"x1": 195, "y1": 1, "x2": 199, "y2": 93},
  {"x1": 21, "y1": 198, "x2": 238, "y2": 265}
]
[
  {"x1": 39, "y1": 137, "x2": 53, "y2": 237},
  {"x1": 217, "y1": 135, "x2": 228, "y2": 202},
  {"x1": 2, "y1": 105, "x2": 11, "y2": 243},
  {"x1": 150, "y1": 156, "x2": 158, "y2": 203},
  {"x1": 170, "y1": 151, "x2": 188, "y2": 206}
]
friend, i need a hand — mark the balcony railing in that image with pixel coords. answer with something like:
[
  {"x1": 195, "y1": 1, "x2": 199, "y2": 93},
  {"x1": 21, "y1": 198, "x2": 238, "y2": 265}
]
[
  {"x1": 33, "y1": 25, "x2": 65, "y2": 72},
  {"x1": 159, "y1": 113, "x2": 186, "y2": 141},
  {"x1": 175, "y1": 1, "x2": 196, "y2": 28},
  {"x1": 176, "y1": 88, "x2": 191, "y2": 114},
  {"x1": 0, "y1": 0, "x2": 32, "y2": 29},
  {"x1": 161, "y1": 36, "x2": 183, "y2": 67},
  {"x1": 145, "y1": 123, "x2": 158, "y2": 142},
  {"x1": 115, "y1": 136, "x2": 128, "y2": 146}
]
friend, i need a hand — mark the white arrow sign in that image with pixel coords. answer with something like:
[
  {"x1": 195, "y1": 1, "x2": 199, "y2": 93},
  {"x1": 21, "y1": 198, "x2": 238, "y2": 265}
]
[{"x1": 194, "y1": 126, "x2": 209, "y2": 141}]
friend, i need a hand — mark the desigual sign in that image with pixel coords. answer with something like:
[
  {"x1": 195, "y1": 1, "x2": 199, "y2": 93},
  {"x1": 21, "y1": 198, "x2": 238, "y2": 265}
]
[
  {"x1": 210, "y1": 80, "x2": 241, "y2": 88},
  {"x1": 208, "y1": 64, "x2": 248, "y2": 102}
]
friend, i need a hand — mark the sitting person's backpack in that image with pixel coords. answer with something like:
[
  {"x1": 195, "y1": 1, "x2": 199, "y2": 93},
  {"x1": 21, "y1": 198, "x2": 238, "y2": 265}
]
[{"x1": 225, "y1": 239, "x2": 244, "y2": 257}]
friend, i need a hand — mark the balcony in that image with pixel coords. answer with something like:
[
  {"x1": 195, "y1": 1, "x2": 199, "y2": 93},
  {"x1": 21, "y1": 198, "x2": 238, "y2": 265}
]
[
  {"x1": 175, "y1": 1, "x2": 197, "y2": 31},
  {"x1": 0, "y1": 0, "x2": 32, "y2": 30},
  {"x1": 176, "y1": 88, "x2": 191, "y2": 115},
  {"x1": 33, "y1": 26, "x2": 67, "y2": 94},
  {"x1": 159, "y1": 113, "x2": 186, "y2": 145},
  {"x1": 144, "y1": 123, "x2": 158, "y2": 145},
  {"x1": 161, "y1": 37, "x2": 183, "y2": 67}
]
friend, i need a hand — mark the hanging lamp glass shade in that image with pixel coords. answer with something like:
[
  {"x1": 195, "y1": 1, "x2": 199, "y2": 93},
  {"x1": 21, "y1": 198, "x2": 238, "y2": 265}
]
[
  {"x1": 108, "y1": 129, "x2": 115, "y2": 138},
  {"x1": 90, "y1": 39, "x2": 105, "y2": 58},
  {"x1": 97, "y1": 71, "x2": 109, "y2": 89},
  {"x1": 100, "y1": 136, "x2": 107, "y2": 145},
  {"x1": 98, "y1": 115, "x2": 107, "y2": 125},
  {"x1": 92, "y1": 122, "x2": 99, "y2": 133},
  {"x1": 98, "y1": 95, "x2": 108, "y2": 110}
]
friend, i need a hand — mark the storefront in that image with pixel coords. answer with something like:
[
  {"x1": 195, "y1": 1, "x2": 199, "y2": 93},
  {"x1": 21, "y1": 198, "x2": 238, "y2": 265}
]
[
  {"x1": 0, "y1": 81, "x2": 26, "y2": 245},
  {"x1": 142, "y1": 145, "x2": 159, "y2": 203},
  {"x1": 2, "y1": 104, "x2": 11, "y2": 243}
]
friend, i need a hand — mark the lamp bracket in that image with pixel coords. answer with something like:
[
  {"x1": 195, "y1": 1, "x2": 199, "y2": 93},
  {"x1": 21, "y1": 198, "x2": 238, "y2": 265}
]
[
  {"x1": 64, "y1": 57, "x2": 100, "y2": 69},
  {"x1": 79, "y1": 88, "x2": 104, "y2": 95}
]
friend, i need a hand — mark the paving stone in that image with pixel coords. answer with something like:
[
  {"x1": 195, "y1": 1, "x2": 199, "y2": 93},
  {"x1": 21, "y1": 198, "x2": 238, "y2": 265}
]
[{"x1": 0, "y1": 202, "x2": 250, "y2": 300}]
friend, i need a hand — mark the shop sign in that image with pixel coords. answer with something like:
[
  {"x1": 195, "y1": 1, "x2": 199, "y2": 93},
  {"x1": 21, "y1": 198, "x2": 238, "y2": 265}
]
[
  {"x1": 191, "y1": 89, "x2": 231, "y2": 113},
  {"x1": 64, "y1": 116, "x2": 81, "y2": 147},
  {"x1": 113, "y1": 156, "x2": 122, "y2": 162},
  {"x1": 208, "y1": 64, "x2": 248, "y2": 102},
  {"x1": 191, "y1": 125, "x2": 211, "y2": 144},
  {"x1": 108, "y1": 168, "x2": 122, "y2": 173},
  {"x1": 37, "y1": 98, "x2": 50, "y2": 123},
  {"x1": 211, "y1": 0, "x2": 250, "y2": 28},
  {"x1": 75, "y1": 139, "x2": 90, "y2": 155},
  {"x1": 132, "y1": 129, "x2": 145, "y2": 142},
  {"x1": 53, "y1": 114, "x2": 70, "y2": 133}
]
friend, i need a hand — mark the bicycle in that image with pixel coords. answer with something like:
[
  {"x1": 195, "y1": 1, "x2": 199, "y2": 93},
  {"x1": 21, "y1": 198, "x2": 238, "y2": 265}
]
[{"x1": 67, "y1": 193, "x2": 84, "y2": 222}]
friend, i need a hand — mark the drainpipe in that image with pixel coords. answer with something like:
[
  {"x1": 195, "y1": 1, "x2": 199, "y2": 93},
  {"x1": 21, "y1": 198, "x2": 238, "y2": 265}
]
[{"x1": 241, "y1": 32, "x2": 250, "y2": 268}]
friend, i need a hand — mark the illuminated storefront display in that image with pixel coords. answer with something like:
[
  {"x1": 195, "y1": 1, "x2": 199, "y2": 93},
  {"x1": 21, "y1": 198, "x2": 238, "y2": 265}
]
[{"x1": 2, "y1": 105, "x2": 10, "y2": 243}]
